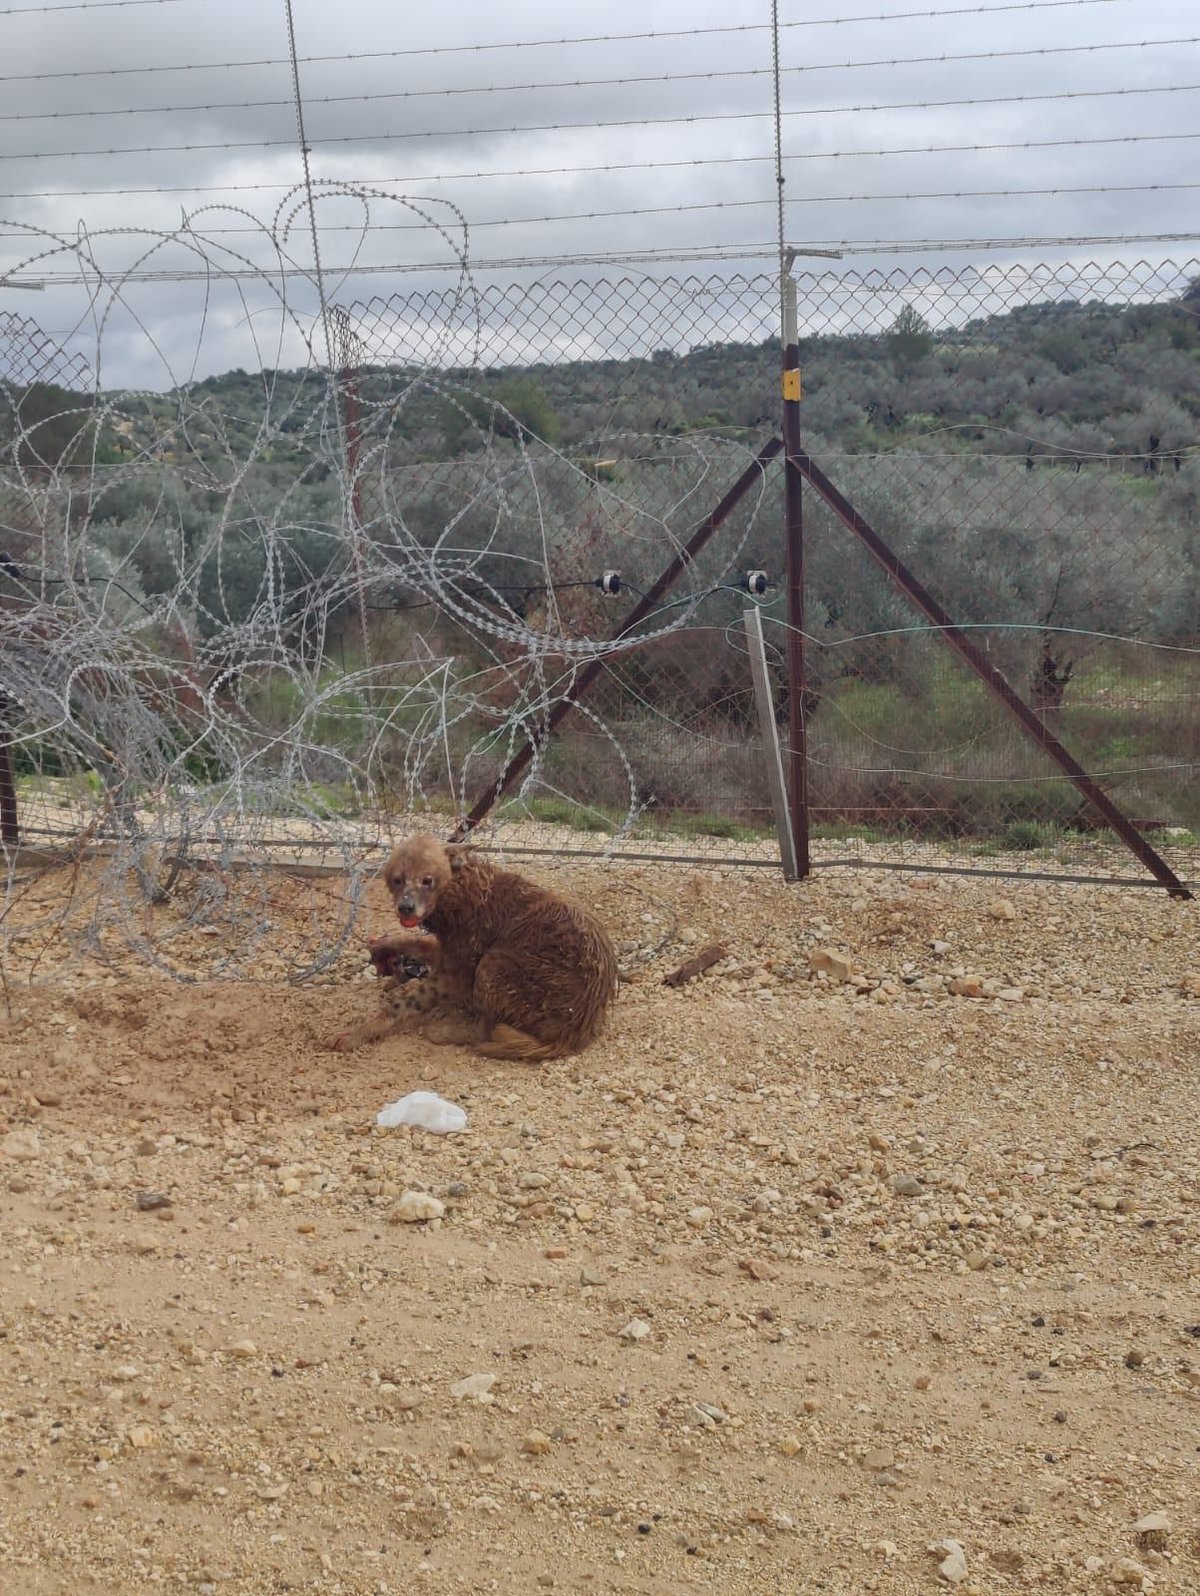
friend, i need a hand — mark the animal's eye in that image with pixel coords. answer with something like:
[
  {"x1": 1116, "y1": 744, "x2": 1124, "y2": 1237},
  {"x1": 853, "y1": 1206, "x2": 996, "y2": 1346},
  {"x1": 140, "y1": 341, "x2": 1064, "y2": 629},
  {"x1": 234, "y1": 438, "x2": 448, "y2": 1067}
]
[{"x1": 421, "y1": 875, "x2": 434, "y2": 889}]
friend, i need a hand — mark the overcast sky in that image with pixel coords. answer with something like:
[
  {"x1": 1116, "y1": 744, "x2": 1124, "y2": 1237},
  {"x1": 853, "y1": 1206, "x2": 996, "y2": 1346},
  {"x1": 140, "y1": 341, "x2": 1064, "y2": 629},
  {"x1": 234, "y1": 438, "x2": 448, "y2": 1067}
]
[{"x1": 0, "y1": 0, "x2": 1196, "y2": 387}]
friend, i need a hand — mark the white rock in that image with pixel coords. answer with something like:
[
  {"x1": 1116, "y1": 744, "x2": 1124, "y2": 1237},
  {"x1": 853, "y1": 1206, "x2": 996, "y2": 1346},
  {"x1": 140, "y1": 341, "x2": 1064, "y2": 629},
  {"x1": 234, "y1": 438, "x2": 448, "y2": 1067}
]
[
  {"x1": 691, "y1": 1401, "x2": 727, "y2": 1424},
  {"x1": 1112, "y1": 1558, "x2": 1151, "y2": 1587},
  {"x1": 618, "y1": 1318, "x2": 651, "y2": 1342},
  {"x1": 1, "y1": 1128, "x2": 41, "y2": 1161},
  {"x1": 1133, "y1": 1511, "x2": 1171, "y2": 1539},
  {"x1": 391, "y1": 1190, "x2": 445, "y2": 1223},
  {"x1": 450, "y1": 1372, "x2": 496, "y2": 1401},
  {"x1": 937, "y1": 1540, "x2": 969, "y2": 1584},
  {"x1": 1133, "y1": 1511, "x2": 1170, "y2": 1533},
  {"x1": 810, "y1": 947, "x2": 854, "y2": 982}
]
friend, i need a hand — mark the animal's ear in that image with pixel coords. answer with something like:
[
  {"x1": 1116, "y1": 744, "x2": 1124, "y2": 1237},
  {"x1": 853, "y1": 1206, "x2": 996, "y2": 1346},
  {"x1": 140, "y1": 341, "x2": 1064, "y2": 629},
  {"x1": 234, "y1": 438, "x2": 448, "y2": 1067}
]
[{"x1": 445, "y1": 842, "x2": 474, "y2": 874}]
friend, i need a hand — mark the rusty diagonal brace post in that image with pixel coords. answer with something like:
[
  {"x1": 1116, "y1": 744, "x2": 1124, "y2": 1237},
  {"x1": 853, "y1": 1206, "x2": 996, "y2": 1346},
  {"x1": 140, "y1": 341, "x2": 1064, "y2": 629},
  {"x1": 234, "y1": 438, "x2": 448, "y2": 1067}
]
[
  {"x1": 452, "y1": 438, "x2": 785, "y2": 841},
  {"x1": 791, "y1": 450, "x2": 1193, "y2": 900}
]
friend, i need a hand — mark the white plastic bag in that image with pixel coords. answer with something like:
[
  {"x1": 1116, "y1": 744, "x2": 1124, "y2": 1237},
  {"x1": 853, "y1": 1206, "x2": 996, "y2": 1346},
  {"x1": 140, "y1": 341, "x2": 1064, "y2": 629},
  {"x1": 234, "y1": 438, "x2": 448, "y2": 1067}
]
[{"x1": 376, "y1": 1090, "x2": 467, "y2": 1134}]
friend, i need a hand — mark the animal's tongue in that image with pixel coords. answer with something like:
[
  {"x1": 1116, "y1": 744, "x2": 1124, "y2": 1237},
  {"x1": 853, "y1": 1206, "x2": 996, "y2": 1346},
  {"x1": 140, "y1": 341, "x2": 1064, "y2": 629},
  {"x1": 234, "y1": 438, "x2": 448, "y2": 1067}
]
[{"x1": 398, "y1": 914, "x2": 421, "y2": 929}]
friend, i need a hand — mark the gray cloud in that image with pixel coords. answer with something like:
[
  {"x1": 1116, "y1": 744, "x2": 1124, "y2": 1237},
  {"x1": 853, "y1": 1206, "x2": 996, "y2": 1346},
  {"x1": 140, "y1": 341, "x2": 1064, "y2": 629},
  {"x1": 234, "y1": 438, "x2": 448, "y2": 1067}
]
[{"x1": 1, "y1": 0, "x2": 1195, "y2": 385}]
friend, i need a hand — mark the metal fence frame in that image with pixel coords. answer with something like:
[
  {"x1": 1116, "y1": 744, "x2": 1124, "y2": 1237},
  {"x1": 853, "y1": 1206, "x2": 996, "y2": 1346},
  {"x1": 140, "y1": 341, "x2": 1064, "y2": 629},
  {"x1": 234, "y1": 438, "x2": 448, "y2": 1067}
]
[{"x1": 2, "y1": 261, "x2": 1198, "y2": 898}]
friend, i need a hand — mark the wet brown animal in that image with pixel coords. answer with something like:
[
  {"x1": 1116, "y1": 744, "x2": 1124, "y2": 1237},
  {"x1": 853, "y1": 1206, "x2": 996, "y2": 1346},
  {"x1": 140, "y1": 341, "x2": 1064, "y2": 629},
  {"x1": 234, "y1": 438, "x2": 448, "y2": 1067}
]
[{"x1": 331, "y1": 835, "x2": 618, "y2": 1061}]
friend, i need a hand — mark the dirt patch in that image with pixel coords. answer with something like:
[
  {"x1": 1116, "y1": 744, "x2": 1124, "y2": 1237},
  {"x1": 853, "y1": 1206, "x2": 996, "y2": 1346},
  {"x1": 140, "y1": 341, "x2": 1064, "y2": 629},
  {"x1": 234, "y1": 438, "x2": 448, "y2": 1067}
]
[{"x1": 1, "y1": 856, "x2": 1198, "y2": 1594}]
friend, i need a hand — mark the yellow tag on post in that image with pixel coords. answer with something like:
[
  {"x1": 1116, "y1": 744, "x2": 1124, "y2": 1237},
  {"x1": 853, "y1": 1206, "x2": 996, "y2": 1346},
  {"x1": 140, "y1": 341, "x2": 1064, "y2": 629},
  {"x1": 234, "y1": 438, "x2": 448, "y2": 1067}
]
[{"x1": 782, "y1": 369, "x2": 802, "y2": 402}]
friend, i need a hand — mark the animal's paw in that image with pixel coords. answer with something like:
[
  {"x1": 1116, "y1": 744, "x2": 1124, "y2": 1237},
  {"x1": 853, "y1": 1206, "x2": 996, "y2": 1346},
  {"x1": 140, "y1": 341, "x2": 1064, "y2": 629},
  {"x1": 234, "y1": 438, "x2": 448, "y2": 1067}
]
[{"x1": 367, "y1": 938, "x2": 429, "y2": 982}]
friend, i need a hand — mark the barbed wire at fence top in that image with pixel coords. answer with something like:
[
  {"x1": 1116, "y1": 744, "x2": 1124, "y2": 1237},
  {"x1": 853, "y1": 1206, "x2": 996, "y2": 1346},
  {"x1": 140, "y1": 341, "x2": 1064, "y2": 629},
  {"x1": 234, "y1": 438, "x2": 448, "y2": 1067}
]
[{"x1": 0, "y1": 182, "x2": 782, "y2": 981}]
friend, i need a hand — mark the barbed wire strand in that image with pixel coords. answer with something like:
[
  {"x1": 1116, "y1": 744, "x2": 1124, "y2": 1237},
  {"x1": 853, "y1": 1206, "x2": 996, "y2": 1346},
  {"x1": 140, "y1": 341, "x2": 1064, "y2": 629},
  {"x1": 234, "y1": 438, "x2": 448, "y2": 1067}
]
[{"x1": 0, "y1": 0, "x2": 1142, "y2": 79}]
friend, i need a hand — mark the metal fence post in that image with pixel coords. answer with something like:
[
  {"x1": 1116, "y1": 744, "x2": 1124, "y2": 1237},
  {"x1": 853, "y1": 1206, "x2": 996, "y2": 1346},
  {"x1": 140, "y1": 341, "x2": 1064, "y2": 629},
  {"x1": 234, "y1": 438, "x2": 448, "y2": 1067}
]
[
  {"x1": 781, "y1": 269, "x2": 811, "y2": 877},
  {"x1": 743, "y1": 606, "x2": 798, "y2": 879}
]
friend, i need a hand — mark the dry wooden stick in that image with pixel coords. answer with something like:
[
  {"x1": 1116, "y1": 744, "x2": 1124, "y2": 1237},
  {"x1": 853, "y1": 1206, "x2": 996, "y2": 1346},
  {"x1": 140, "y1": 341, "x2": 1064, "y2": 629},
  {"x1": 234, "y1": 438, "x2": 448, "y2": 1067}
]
[{"x1": 662, "y1": 943, "x2": 726, "y2": 988}]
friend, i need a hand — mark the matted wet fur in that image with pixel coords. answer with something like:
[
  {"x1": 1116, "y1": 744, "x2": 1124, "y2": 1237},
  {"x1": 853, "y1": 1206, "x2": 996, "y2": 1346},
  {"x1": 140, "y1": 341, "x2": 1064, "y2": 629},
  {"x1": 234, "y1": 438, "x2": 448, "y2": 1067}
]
[{"x1": 329, "y1": 835, "x2": 618, "y2": 1061}]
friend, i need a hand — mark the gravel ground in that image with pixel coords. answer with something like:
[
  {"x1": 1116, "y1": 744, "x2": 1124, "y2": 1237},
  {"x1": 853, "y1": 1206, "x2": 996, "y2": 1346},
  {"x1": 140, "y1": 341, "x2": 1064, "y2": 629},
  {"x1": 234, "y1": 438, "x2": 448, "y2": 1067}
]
[{"x1": 1, "y1": 854, "x2": 1198, "y2": 1596}]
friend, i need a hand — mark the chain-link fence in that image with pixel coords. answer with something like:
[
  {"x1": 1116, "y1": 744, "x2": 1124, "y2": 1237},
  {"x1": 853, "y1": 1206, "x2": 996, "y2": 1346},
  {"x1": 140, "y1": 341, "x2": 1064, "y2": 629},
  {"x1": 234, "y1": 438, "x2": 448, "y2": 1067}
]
[
  {"x1": 332, "y1": 260, "x2": 1199, "y2": 887},
  {"x1": 2, "y1": 251, "x2": 1197, "y2": 930}
]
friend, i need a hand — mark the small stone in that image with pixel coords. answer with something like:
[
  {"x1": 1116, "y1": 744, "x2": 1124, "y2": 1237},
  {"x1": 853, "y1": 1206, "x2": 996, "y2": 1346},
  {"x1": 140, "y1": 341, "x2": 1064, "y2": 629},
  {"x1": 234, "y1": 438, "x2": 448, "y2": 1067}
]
[
  {"x1": 988, "y1": 898, "x2": 1017, "y2": 920},
  {"x1": 931, "y1": 940, "x2": 952, "y2": 956},
  {"x1": 914, "y1": 1373, "x2": 932, "y2": 1390},
  {"x1": 112, "y1": 1364, "x2": 140, "y2": 1382},
  {"x1": 691, "y1": 1401, "x2": 727, "y2": 1424},
  {"x1": 228, "y1": 1340, "x2": 257, "y2": 1359},
  {"x1": 450, "y1": 1372, "x2": 496, "y2": 1401},
  {"x1": 863, "y1": 1446, "x2": 896, "y2": 1471},
  {"x1": 580, "y1": 1267, "x2": 607, "y2": 1287},
  {"x1": 685, "y1": 1206, "x2": 713, "y2": 1228},
  {"x1": 997, "y1": 987, "x2": 1024, "y2": 1003},
  {"x1": 280, "y1": 1177, "x2": 302, "y2": 1196},
  {"x1": 135, "y1": 1191, "x2": 171, "y2": 1211},
  {"x1": 950, "y1": 977, "x2": 984, "y2": 998},
  {"x1": 1112, "y1": 1558, "x2": 1151, "y2": 1587},
  {"x1": 127, "y1": 1424, "x2": 155, "y2": 1449},
  {"x1": 518, "y1": 1172, "x2": 550, "y2": 1190},
  {"x1": 868, "y1": 1132, "x2": 890, "y2": 1152},
  {"x1": 810, "y1": 948, "x2": 854, "y2": 982},
  {"x1": 390, "y1": 1191, "x2": 445, "y2": 1224},
  {"x1": 937, "y1": 1539, "x2": 969, "y2": 1584},
  {"x1": 779, "y1": 1436, "x2": 803, "y2": 1457},
  {"x1": 1124, "y1": 1348, "x2": 1146, "y2": 1369},
  {"x1": 520, "y1": 1430, "x2": 552, "y2": 1455},
  {"x1": 618, "y1": 1318, "x2": 651, "y2": 1342},
  {"x1": 891, "y1": 1174, "x2": 922, "y2": 1197},
  {"x1": 964, "y1": 1250, "x2": 988, "y2": 1271},
  {"x1": 1133, "y1": 1511, "x2": 1171, "y2": 1548},
  {"x1": 738, "y1": 1256, "x2": 779, "y2": 1282},
  {"x1": 1, "y1": 1128, "x2": 40, "y2": 1161}
]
